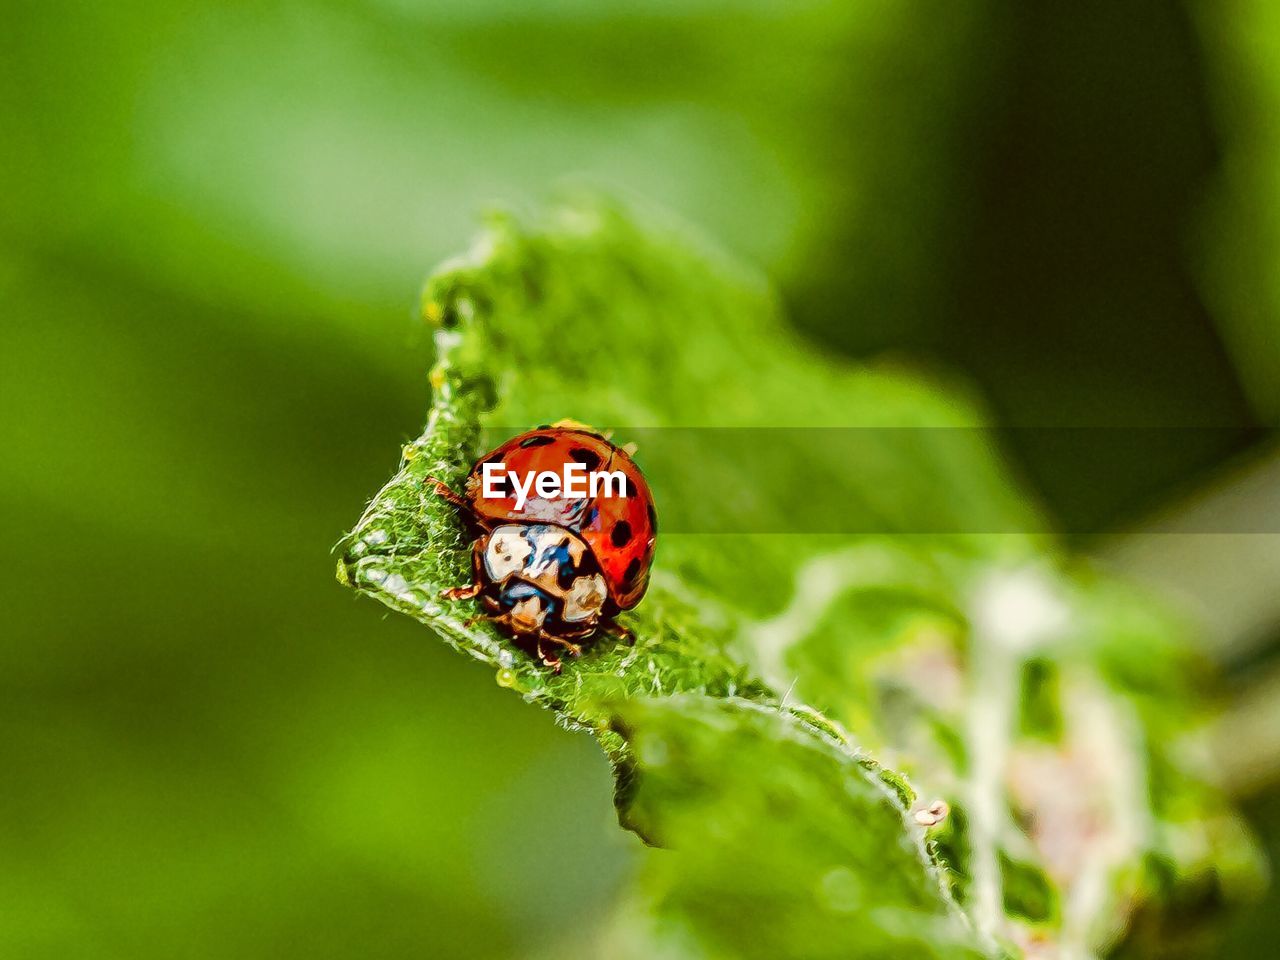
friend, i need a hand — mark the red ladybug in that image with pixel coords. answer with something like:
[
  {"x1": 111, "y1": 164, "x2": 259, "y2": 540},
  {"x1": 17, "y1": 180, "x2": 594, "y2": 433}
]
[{"x1": 429, "y1": 422, "x2": 657, "y2": 670}]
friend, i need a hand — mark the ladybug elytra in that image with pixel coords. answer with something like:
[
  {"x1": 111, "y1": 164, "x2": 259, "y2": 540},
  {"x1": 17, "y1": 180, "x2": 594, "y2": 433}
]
[{"x1": 429, "y1": 422, "x2": 657, "y2": 670}]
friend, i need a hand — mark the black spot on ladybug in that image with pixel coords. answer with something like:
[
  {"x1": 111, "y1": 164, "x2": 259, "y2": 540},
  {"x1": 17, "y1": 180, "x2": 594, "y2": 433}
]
[
  {"x1": 556, "y1": 562, "x2": 578, "y2": 590},
  {"x1": 570, "y1": 447, "x2": 601, "y2": 471},
  {"x1": 646, "y1": 502, "x2": 658, "y2": 531},
  {"x1": 625, "y1": 477, "x2": 638, "y2": 498},
  {"x1": 520, "y1": 434, "x2": 556, "y2": 448},
  {"x1": 623, "y1": 557, "x2": 642, "y2": 585},
  {"x1": 488, "y1": 474, "x2": 510, "y2": 496},
  {"x1": 611, "y1": 521, "x2": 633, "y2": 547},
  {"x1": 536, "y1": 423, "x2": 552, "y2": 430}
]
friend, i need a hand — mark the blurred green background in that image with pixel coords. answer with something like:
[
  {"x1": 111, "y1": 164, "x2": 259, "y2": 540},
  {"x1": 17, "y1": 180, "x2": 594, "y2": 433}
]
[{"x1": 3, "y1": 1, "x2": 1280, "y2": 957}]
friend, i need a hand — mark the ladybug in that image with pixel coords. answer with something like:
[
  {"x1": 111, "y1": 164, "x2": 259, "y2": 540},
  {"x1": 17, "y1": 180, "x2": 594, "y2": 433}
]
[{"x1": 428, "y1": 422, "x2": 657, "y2": 670}]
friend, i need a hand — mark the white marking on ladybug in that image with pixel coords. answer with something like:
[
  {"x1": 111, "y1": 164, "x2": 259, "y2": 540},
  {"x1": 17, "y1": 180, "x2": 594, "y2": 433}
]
[
  {"x1": 484, "y1": 525, "x2": 533, "y2": 582},
  {"x1": 563, "y1": 573, "x2": 607, "y2": 622},
  {"x1": 509, "y1": 596, "x2": 547, "y2": 633}
]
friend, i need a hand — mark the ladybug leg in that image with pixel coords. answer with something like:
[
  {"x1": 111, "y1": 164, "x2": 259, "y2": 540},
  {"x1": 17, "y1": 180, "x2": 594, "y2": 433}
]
[
  {"x1": 605, "y1": 620, "x2": 635, "y2": 646},
  {"x1": 535, "y1": 637, "x2": 563, "y2": 674},
  {"x1": 426, "y1": 476, "x2": 472, "y2": 513},
  {"x1": 534, "y1": 633, "x2": 583, "y2": 673},
  {"x1": 552, "y1": 637, "x2": 584, "y2": 658},
  {"x1": 441, "y1": 582, "x2": 482, "y2": 601},
  {"x1": 543, "y1": 633, "x2": 583, "y2": 658}
]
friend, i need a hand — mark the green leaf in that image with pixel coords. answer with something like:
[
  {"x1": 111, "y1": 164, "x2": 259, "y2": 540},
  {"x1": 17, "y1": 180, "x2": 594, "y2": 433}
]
[
  {"x1": 338, "y1": 199, "x2": 1033, "y2": 728},
  {"x1": 608, "y1": 695, "x2": 986, "y2": 960},
  {"x1": 338, "y1": 197, "x2": 1257, "y2": 958},
  {"x1": 339, "y1": 198, "x2": 992, "y2": 956}
]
